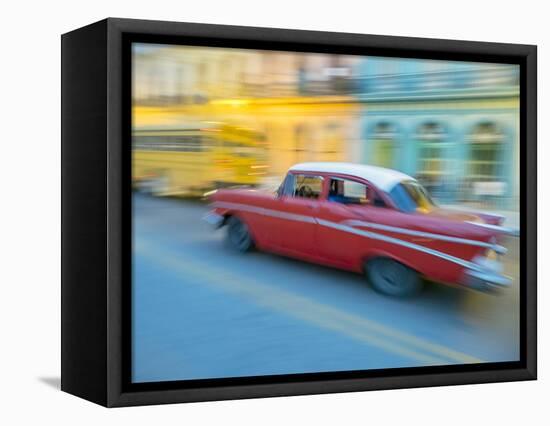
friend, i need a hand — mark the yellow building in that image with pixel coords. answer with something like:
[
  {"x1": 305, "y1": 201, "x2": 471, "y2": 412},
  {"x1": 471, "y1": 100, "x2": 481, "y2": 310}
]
[
  {"x1": 132, "y1": 95, "x2": 360, "y2": 195},
  {"x1": 132, "y1": 44, "x2": 362, "y2": 195}
]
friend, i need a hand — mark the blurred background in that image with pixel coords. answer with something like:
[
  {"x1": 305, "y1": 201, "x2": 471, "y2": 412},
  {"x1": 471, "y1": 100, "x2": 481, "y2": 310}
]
[
  {"x1": 131, "y1": 43, "x2": 520, "y2": 383},
  {"x1": 132, "y1": 43, "x2": 519, "y2": 217}
]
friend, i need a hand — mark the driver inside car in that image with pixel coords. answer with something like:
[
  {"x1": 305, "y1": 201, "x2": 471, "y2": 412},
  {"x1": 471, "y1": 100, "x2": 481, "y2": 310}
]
[{"x1": 328, "y1": 179, "x2": 346, "y2": 203}]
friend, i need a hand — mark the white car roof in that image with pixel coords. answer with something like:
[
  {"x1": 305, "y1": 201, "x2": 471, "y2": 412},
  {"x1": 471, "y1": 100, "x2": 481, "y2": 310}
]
[{"x1": 289, "y1": 162, "x2": 415, "y2": 192}]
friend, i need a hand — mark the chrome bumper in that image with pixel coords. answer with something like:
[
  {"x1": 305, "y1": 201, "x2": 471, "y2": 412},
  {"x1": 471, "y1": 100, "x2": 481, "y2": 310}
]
[
  {"x1": 202, "y1": 212, "x2": 225, "y2": 228},
  {"x1": 463, "y1": 257, "x2": 512, "y2": 292}
]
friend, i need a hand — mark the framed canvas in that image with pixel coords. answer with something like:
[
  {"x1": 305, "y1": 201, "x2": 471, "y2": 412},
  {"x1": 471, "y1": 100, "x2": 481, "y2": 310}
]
[{"x1": 61, "y1": 18, "x2": 537, "y2": 407}]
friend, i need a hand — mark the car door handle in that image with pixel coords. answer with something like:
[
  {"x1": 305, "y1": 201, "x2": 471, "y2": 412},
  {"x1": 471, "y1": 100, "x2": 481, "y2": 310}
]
[{"x1": 306, "y1": 204, "x2": 318, "y2": 210}]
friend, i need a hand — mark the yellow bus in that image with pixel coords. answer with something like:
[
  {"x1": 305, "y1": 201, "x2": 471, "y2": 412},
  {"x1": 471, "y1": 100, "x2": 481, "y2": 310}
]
[
  {"x1": 132, "y1": 95, "x2": 359, "y2": 195},
  {"x1": 132, "y1": 122, "x2": 268, "y2": 196}
]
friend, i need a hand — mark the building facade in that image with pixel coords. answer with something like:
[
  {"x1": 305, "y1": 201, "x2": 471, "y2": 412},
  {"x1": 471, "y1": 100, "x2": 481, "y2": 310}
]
[
  {"x1": 355, "y1": 58, "x2": 520, "y2": 210},
  {"x1": 133, "y1": 45, "x2": 520, "y2": 210},
  {"x1": 133, "y1": 45, "x2": 362, "y2": 177}
]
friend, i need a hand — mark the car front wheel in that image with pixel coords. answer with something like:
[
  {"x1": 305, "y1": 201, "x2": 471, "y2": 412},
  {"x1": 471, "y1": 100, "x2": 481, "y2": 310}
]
[
  {"x1": 366, "y1": 258, "x2": 422, "y2": 297},
  {"x1": 226, "y1": 216, "x2": 254, "y2": 252}
]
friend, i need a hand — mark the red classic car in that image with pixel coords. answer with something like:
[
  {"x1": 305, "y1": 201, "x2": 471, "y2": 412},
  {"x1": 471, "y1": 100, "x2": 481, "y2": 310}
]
[{"x1": 204, "y1": 162, "x2": 512, "y2": 297}]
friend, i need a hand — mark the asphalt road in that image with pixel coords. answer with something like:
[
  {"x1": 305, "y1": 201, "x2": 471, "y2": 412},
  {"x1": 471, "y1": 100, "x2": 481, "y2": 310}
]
[{"x1": 132, "y1": 193, "x2": 520, "y2": 383}]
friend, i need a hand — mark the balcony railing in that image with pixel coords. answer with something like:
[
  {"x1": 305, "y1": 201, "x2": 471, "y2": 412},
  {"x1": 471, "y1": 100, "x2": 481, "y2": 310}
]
[{"x1": 357, "y1": 66, "x2": 519, "y2": 96}]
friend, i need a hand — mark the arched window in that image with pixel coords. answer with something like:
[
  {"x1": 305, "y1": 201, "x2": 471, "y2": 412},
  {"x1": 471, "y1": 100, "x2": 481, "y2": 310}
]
[
  {"x1": 416, "y1": 122, "x2": 449, "y2": 194},
  {"x1": 369, "y1": 122, "x2": 396, "y2": 168},
  {"x1": 468, "y1": 122, "x2": 504, "y2": 182}
]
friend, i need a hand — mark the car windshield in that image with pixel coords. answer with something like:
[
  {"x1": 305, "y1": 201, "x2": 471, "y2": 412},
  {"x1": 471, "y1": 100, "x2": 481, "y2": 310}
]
[{"x1": 389, "y1": 180, "x2": 435, "y2": 213}]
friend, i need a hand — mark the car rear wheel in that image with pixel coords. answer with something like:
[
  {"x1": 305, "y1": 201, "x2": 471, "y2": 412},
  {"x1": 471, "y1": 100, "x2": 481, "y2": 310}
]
[
  {"x1": 226, "y1": 216, "x2": 254, "y2": 252},
  {"x1": 366, "y1": 258, "x2": 422, "y2": 297}
]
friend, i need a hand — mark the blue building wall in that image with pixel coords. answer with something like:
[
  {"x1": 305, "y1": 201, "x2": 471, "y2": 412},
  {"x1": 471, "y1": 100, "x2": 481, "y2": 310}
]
[{"x1": 354, "y1": 58, "x2": 519, "y2": 210}]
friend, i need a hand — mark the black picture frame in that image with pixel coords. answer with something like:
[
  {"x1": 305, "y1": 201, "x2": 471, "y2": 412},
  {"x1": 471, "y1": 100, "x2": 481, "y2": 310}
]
[{"x1": 61, "y1": 17, "x2": 537, "y2": 407}]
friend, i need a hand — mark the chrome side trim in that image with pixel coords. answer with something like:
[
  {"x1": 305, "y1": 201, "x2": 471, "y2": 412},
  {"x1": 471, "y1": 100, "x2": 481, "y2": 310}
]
[
  {"x1": 316, "y1": 219, "x2": 482, "y2": 272},
  {"x1": 343, "y1": 219, "x2": 507, "y2": 254},
  {"x1": 212, "y1": 201, "x2": 488, "y2": 272},
  {"x1": 466, "y1": 221, "x2": 520, "y2": 237},
  {"x1": 212, "y1": 201, "x2": 315, "y2": 224}
]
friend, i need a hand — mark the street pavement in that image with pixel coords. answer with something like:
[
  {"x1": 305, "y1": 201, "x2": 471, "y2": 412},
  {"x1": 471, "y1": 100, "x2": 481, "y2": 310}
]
[{"x1": 132, "y1": 193, "x2": 520, "y2": 383}]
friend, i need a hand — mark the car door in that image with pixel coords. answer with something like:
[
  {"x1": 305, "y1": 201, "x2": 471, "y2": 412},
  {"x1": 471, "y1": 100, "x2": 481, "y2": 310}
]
[
  {"x1": 270, "y1": 172, "x2": 324, "y2": 258},
  {"x1": 315, "y1": 175, "x2": 387, "y2": 267}
]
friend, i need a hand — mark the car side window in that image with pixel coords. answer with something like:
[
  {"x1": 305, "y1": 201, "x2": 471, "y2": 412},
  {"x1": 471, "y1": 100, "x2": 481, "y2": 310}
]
[
  {"x1": 328, "y1": 177, "x2": 369, "y2": 205},
  {"x1": 292, "y1": 174, "x2": 323, "y2": 199},
  {"x1": 278, "y1": 173, "x2": 296, "y2": 197}
]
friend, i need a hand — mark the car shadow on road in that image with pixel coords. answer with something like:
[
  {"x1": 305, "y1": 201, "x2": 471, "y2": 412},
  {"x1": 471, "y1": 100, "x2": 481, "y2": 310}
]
[
  {"x1": 246, "y1": 248, "x2": 469, "y2": 307},
  {"x1": 234, "y1": 247, "x2": 518, "y2": 347}
]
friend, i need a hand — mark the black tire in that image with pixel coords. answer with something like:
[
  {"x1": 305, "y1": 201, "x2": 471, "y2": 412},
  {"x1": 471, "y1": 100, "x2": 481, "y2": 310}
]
[
  {"x1": 366, "y1": 258, "x2": 423, "y2": 297},
  {"x1": 226, "y1": 216, "x2": 254, "y2": 252}
]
